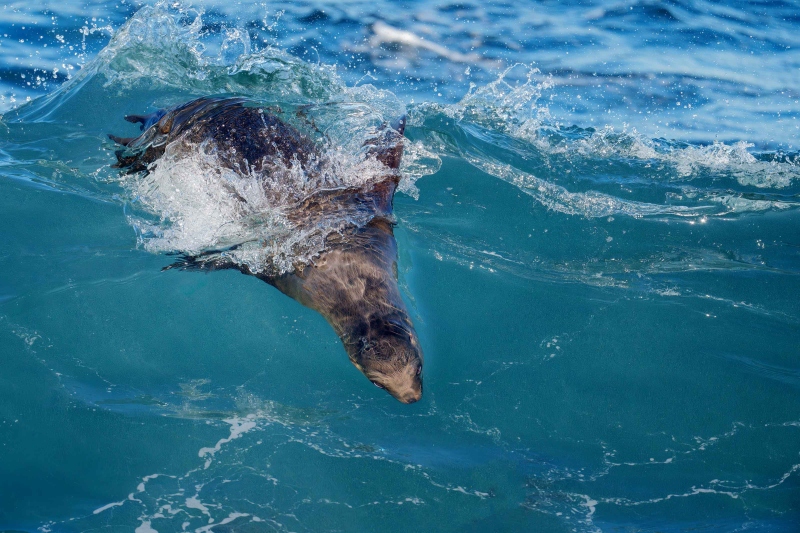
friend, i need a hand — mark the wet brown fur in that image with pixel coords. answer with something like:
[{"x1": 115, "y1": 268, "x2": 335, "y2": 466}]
[{"x1": 110, "y1": 97, "x2": 423, "y2": 403}]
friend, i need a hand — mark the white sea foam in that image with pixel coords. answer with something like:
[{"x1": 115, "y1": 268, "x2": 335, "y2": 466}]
[
  {"x1": 125, "y1": 129, "x2": 398, "y2": 274},
  {"x1": 194, "y1": 513, "x2": 250, "y2": 532},
  {"x1": 198, "y1": 416, "x2": 258, "y2": 469},
  {"x1": 184, "y1": 495, "x2": 211, "y2": 515},
  {"x1": 370, "y1": 21, "x2": 483, "y2": 65},
  {"x1": 464, "y1": 153, "x2": 705, "y2": 218},
  {"x1": 93, "y1": 500, "x2": 125, "y2": 514},
  {"x1": 571, "y1": 128, "x2": 800, "y2": 188},
  {"x1": 134, "y1": 520, "x2": 158, "y2": 533}
]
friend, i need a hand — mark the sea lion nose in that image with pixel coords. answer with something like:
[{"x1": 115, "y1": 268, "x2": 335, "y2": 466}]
[
  {"x1": 396, "y1": 377, "x2": 422, "y2": 404},
  {"x1": 399, "y1": 389, "x2": 422, "y2": 404}
]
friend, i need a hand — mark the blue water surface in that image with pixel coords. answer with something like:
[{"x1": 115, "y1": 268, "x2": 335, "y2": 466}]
[{"x1": 1, "y1": 1, "x2": 799, "y2": 532}]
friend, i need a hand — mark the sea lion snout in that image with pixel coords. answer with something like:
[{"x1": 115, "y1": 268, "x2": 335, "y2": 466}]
[
  {"x1": 368, "y1": 358, "x2": 423, "y2": 404},
  {"x1": 391, "y1": 372, "x2": 423, "y2": 404},
  {"x1": 349, "y1": 315, "x2": 424, "y2": 403}
]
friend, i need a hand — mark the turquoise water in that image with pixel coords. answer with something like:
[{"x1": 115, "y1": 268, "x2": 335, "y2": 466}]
[{"x1": 1, "y1": 1, "x2": 799, "y2": 531}]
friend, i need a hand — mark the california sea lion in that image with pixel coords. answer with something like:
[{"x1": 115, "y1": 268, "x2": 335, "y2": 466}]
[{"x1": 110, "y1": 97, "x2": 423, "y2": 403}]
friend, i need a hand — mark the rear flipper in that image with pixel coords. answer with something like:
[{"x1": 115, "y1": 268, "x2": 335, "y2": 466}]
[
  {"x1": 124, "y1": 109, "x2": 167, "y2": 131},
  {"x1": 108, "y1": 132, "x2": 142, "y2": 171},
  {"x1": 109, "y1": 142, "x2": 161, "y2": 171},
  {"x1": 108, "y1": 108, "x2": 168, "y2": 169},
  {"x1": 108, "y1": 134, "x2": 136, "y2": 146},
  {"x1": 109, "y1": 99, "x2": 250, "y2": 172}
]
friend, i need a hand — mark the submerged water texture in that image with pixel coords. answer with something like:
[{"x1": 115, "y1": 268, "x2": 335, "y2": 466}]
[{"x1": 1, "y1": 1, "x2": 799, "y2": 531}]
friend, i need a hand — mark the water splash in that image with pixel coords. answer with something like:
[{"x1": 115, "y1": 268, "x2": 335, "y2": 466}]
[{"x1": 124, "y1": 129, "x2": 394, "y2": 274}]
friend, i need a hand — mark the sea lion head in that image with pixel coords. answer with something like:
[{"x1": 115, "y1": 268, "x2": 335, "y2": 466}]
[
  {"x1": 267, "y1": 220, "x2": 424, "y2": 404},
  {"x1": 346, "y1": 312, "x2": 423, "y2": 404}
]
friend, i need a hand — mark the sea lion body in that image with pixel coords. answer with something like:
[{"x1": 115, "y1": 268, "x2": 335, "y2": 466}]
[{"x1": 111, "y1": 97, "x2": 422, "y2": 403}]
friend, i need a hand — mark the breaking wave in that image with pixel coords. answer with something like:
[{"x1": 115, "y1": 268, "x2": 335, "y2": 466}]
[
  {"x1": 3, "y1": 1, "x2": 796, "y2": 280},
  {"x1": 409, "y1": 65, "x2": 800, "y2": 218}
]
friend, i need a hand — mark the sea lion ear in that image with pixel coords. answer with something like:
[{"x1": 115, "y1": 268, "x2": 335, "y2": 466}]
[{"x1": 365, "y1": 115, "x2": 406, "y2": 170}]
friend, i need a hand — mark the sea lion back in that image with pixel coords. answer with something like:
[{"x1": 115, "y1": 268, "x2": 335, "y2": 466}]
[{"x1": 112, "y1": 97, "x2": 319, "y2": 177}]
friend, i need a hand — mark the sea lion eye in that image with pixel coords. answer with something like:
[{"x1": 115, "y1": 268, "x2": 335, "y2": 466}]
[
  {"x1": 372, "y1": 381, "x2": 385, "y2": 389},
  {"x1": 416, "y1": 366, "x2": 422, "y2": 376}
]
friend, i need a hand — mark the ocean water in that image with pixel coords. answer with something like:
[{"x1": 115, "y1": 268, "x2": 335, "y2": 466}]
[{"x1": 1, "y1": 1, "x2": 799, "y2": 531}]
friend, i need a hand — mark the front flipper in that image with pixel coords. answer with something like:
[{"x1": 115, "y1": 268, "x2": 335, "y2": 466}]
[{"x1": 161, "y1": 248, "x2": 240, "y2": 273}]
